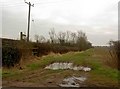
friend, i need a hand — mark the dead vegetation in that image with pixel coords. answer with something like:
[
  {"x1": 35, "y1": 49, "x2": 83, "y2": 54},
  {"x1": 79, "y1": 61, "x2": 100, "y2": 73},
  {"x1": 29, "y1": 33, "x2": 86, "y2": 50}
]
[{"x1": 109, "y1": 41, "x2": 120, "y2": 70}]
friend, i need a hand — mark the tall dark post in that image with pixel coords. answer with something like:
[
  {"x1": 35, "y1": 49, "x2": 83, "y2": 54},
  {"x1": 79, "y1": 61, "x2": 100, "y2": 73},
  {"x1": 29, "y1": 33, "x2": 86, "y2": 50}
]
[
  {"x1": 27, "y1": 2, "x2": 31, "y2": 42},
  {"x1": 20, "y1": 32, "x2": 23, "y2": 40},
  {"x1": 25, "y1": 1, "x2": 34, "y2": 42}
]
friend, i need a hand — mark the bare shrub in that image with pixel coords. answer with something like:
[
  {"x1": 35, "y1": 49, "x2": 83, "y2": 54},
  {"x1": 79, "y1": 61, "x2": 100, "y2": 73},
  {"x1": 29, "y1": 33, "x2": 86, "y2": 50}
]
[{"x1": 109, "y1": 41, "x2": 120, "y2": 70}]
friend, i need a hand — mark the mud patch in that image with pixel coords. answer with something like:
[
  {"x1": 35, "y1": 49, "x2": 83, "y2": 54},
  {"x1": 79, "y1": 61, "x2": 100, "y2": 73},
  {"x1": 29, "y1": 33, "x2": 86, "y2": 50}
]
[{"x1": 59, "y1": 76, "x2": 87, "y2": 87}]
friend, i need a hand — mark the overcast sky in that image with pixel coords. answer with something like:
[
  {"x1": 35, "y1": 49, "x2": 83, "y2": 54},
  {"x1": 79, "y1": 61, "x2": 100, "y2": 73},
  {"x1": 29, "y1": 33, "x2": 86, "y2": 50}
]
[{"x1": 1, "y1": 0, "x2": 119, "y2": 46}]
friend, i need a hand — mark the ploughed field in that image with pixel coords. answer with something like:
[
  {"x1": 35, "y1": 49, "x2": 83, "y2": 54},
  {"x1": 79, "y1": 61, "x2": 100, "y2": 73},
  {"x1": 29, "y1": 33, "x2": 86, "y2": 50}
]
[{"x1": 2, "y1": 48, "x2": 119, "y2": 87}]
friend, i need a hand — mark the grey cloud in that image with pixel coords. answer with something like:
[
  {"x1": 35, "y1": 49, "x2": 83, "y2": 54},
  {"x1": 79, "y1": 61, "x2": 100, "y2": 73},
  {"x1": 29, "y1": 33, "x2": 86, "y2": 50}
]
[{"x1": 1, "y1": 0, "x2": 119, "y2": 46}]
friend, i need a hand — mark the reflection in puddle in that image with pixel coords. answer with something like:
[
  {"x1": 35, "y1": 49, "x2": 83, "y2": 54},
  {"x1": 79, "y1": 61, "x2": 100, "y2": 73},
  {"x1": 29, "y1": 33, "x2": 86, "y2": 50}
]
[
  {"x1": 59, "y1": 76, "x2": 87, "y2": 87},
  {"x1": 45, "y1": 62, "x2": 91, "y2": 72}
]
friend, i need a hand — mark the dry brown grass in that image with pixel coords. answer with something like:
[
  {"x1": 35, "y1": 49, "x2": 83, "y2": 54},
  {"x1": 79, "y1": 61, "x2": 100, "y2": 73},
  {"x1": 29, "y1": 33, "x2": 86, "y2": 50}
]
[{"x1": 95, "y1": 47, "x2": 118, "y2": 69}]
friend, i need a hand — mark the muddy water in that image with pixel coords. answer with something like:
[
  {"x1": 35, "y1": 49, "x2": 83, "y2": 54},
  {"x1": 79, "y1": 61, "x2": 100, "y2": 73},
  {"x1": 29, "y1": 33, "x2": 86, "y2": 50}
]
[
  {"x1": 59, "y1": 76, "x2": 87, "y2": 87},
  {"x1": 45, "y1": 62, "x2": 91, "y2": 72}
]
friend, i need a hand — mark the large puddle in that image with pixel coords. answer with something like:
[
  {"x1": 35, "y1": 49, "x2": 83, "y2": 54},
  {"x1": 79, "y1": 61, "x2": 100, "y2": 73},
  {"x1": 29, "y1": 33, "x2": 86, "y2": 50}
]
[
  {"x1": 59, "y1": 76, "x2": 87, "y2": 87},
  {"x1": 45, "y1": 62, "x2": 91, "y2": 72}
]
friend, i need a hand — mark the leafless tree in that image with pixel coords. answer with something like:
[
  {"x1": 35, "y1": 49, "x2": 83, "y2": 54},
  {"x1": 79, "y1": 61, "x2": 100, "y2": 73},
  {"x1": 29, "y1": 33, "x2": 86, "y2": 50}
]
[
  {"x1": 49, "y1": 28, "x2": 56, "y2": 44},
  {"x1": 65, "y1": 31, "x2": 71, "y2": 43},
  {"x1": 57, "y1": 31, "x2": 66, "y2": 45},
  {"x1": 71, "y1": 32, "x2": 77, "y2": 44},
  {"x1": 76, "y1": 31, "x2": 88, "y2": 50},
  {"x1": 39, "y1": 35, "x2": 46, "y2": 43},
  {"x1": 34, "y1": 34, "x2": 39, "y2": 43},
  {"x1": 77, "y1": 30, "x2": 87, "y2": 40}
]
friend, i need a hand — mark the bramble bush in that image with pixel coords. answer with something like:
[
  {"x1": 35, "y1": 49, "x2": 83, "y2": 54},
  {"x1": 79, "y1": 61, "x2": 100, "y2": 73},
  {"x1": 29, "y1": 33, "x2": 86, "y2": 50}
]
[{"x1": 2, "y1": 47, "x2": 21, "y2": 68}]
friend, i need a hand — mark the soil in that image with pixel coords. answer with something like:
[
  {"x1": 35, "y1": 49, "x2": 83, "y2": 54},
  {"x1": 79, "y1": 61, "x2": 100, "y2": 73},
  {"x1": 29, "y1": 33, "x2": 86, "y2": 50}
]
[{"x1": 2, "y1": 69, "x2": 118, "y2": 88}]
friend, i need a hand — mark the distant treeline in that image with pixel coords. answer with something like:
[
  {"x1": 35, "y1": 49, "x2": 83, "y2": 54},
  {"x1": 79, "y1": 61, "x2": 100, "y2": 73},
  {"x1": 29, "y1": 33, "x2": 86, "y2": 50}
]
[
  {"x1": 34, "y1": 29, "x2": 92, "y2": 51},
  {"x1": 2, "y1": 30, "x2": 92, "y2": 68}
]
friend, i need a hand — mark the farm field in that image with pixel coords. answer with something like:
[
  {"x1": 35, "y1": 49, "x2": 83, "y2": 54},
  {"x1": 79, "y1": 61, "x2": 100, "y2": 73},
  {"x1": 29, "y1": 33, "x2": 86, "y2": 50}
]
[
  {"x1": 2, "y1": 48, "x2": 119, "y2": 88},
  {"x1": 2, "y1": 0, "x2": 119, "y2": 88}
]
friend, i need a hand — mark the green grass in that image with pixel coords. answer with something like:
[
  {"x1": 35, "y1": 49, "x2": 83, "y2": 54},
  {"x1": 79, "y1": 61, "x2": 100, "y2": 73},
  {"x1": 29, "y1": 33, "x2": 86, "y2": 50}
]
[
  {"x1": 2, "y1": 69, "x2": 20, "y2": 78},
  {"x1": 2, "y1": 48, "x2": 119, "y2": 86},
  {"x1": 27, "y1": 48, "x2": 98, "y2": 69},
  {"x1": 91, "y1": 66, "x2": 119, "y2": 80},
  {"x1": 26, "y1": 48, "x2": 119, "y2": 80},
  {"x1": 27, "y1": 49, "x2": 94, "y2": 70}
]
